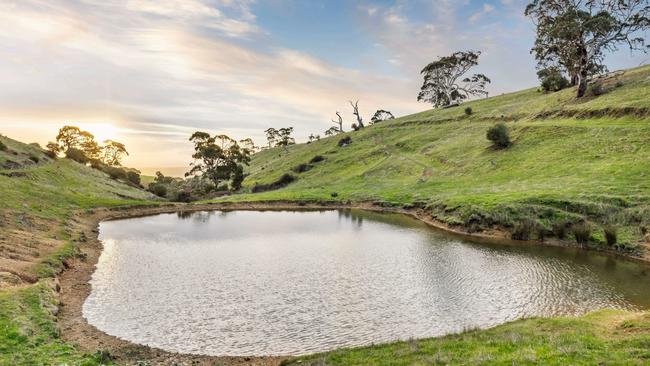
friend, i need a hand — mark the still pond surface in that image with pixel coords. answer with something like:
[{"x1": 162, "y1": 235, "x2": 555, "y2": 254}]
[{"x1": 84, "y1": 209, "x2": 650, "y2": 356}]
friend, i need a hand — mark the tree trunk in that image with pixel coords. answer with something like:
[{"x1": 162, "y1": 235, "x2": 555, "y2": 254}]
[{"x1": 575, "y1": 45, "x2": 589, "y2": 98}]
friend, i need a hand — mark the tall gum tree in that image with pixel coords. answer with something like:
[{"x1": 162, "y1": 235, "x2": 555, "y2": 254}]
[
  {"x1": 526, "y1": 0, "x2": 649, "y2": 97},
  {"x1": 418, "y1": 51, "x2": 491, "y2": 108}
]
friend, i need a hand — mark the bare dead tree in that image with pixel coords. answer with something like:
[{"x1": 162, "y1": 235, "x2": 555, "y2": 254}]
[
  {"x1": 331, "y1": 111, "x2": 344, "y2": 133},
  {"x1": 349, "y1": 100, "x2": 364, "y2": 130}
]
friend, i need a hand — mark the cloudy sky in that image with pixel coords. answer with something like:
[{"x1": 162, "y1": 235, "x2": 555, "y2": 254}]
[{"x1": 1, "y1": 0, "x2": 647, "y2": 170}]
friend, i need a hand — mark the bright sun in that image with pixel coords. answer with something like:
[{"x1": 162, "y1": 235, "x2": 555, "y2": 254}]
[{"x1": 77, "y1": 123, "x2": 118, "y2": 142}]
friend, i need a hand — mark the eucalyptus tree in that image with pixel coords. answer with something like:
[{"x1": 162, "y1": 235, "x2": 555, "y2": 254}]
[
  {"x1": 276, "y1": 127, "x2": 296, "y2": 150},
  {"x1": 417, "y1": 51, "x2": 491, "y2": 108},
  {"x1": 525, "y1": 0, "x2": 649, "y2": 97},
  {"x1": 265, "y1": 128, "x2": 279, "y2": 148},
  {"x1": 102, "y1": 140, "x2": 128, "y2": 166},
  {"x1": 187, "y1": 132, "x2": 251, "y2": 189},
  {"x1": 370, "y1": 110, "x2": 395, "y2": 124}
]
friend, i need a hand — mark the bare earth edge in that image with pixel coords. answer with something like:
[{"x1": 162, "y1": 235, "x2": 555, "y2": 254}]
[{"x1": 56, "y1": 201, "x2": 650, "y2": 366}]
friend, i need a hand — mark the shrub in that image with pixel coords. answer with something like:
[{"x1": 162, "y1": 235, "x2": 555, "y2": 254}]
[
  {"x1": 231, "y1": 166, "x2": 245, "y2": 191},
  {"x1": 511, "y1": 219, "x2": 537, "y2": 241},
  {"x1": 148, "y1": 183, "x2": 167, "y2": 197},
  {"x1": 0, "y1": 141, "x2": 7, "y2": 151},
  {"x1": 28, "y1": 155, "x2": 39, "y2": 163},
  {"x1": 552, "y1": 220, "x2": 570, "y2": 239},
  {"x1": 572, "y1": 223, "x2": 592, "y2": 244},
  {"x1": 331, "y1": 192, "x2": 338, "y2": 198},
  {"x1": 338, "y1": 136, "x2": 352, "y2": 147},
  {"x1": 65, "y1": 148, "x2": 88, "y2": 164},
  {"x1": 537, "y1": 67, "x2": 569, "y2": 92},
  {"x1": 126, "y1": 171, "x2": 141, "y2": 185},
  {"x1": 173, "y1": 190, "x2": 192, "y2": 202},
  {"x1": 103, "y1": 166, "x2": 127, "y2": 180},
  {"x1": 29, "y1": 142, "x2": 41, "y2": 148},
  {"x1": 251, "y1": 173, "x2": 296, "y2": 193},
  {"x1": 464, "y1": 107, "x2": 473, "y2": 116},
  {"x1": 309, "y1": 155, "x2": 325, "y2": 163},
  {"x1": 486, "y1": 123, "x2": 511, "y2": 149},
  {"x1": 292, "y1": 163, "x2": 312, "y2": 173},
  {"x1": 603, "y1": 225, "x2": 617, "y2": 246},
  {"x1": 44, "y1": 150, "x2": 57, "y2": 159},
  {"x1": 587, "y1": 83, "x2": 604, "y2": 97}
]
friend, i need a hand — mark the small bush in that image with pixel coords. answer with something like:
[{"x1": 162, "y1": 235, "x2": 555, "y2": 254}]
[
  {"x1": 511, "y1": 219, "x2": 537, "y2": 241},
  {"x1": 126, "y1": 171, "x2": 141, "y2": 185},
  {"x1": 486, "y1": 123, "x2": 511, "y2": 149},
  {"x1": 331, "y1": 192, "x2": 338, "y2": 198},
  {"x1": 292, "y1": 163, "x2": 312, "y2": 173},
  {"x1": 309, "y1": 155, "x2": 325, "y2": 163},
  {"x1": 148, "y1": 183, "x2": 167, "y2": 197},
  {"x1": 537, "y1": 68, "x2": 569, "y2": 92},
  {"x1": 173, "y1": 191, "x2": 192, "y2": 203},
  {"x1": 103, "y1": 166, "x2": 127, "y2": 180},
  {"x1": 572, "y1": 223, "x2": 592, "y2": 244},
  {"x1": 464, "y1": 107, "x2": 473, "y2": 116},
  {"x1": 65, "y1": 148, "x2": 88, "y2": 164},
  {"x1": 28, "y1": 155, "x2": 39, "y2": 163},
  {"x1": 587, "y1": 83, "x2": 604, "y2": 97},
  {"x1": 338, "y1": 136, "x2": 352, "y2": 147},
  {"x1": 0, "y1": 141, "x2": 7, "y2": 151},
  {"x1": 251, "y1": 173, "x2": 296, "y2": 193},
  {"x1": 44, "y1": 150, "x2": 57, "y2": 159},
  {"x1": 552, "y1": 220, "x2": 570, "y2": 239},
  {"x1": 603, "y1": 225, "x2": 617, "y2": 246},
  {"x1": 231, "y1": 166, "x2": 245, "y2": 191},
  {"x1": 29, "y1": 142, "x2": 41, "y2": 148}
]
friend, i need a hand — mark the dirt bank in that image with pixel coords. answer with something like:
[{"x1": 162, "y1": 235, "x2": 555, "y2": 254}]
[{"x1": 56, "y1": 201, "x2": 650, "y2": 365}]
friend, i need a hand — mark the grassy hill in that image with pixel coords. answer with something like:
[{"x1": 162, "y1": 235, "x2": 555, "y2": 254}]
[
  {"x1": 229, "y1": 65, "x2": 650, "y2": 253},
  {"x1": 0, "y1": 136, "x2": 158, "y2": 365},
  {"x1": 1, "y1": 65, "x2": 649, "y2": 365}
]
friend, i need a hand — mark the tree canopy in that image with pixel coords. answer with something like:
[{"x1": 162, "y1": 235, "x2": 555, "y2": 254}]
[
  {"x1": 370, "y1": 110, "x2": 395, "y2": 124},
  {"x1": 526, "y1": 0, "x2": 649, "y2": 97},
  {"x1": 417, "y1": 51, "x2": 491, "y2": 108},
  {"x1": 48, "y1": 125, "x2": 128, "y2": 166},
  {"x1": 187, "y1": 132, "x2": 251, "y2": 190}
]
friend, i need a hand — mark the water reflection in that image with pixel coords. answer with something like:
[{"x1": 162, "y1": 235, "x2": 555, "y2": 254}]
[{"x1": 84, "y1": 209, "x2": 650, "y2": 356}]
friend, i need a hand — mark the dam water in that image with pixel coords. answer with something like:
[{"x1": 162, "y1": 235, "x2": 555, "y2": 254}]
[{"x1": 83, "y1": 209, "x2": 650, "y2": 356}]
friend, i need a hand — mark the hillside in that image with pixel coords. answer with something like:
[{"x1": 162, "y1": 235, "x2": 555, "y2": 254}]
[
  {"x1": 0, "y1": 136, "x2": 161, "y2": 364},
  {"x1": 1, "y1": 65, "x2": 649, "y2": 365},
  {"x1": 0, "y1": 135, "x2": 156, "y2": 281},
  {"x1": 232, "y1": 65, "x2": 650, "y2": 252}
]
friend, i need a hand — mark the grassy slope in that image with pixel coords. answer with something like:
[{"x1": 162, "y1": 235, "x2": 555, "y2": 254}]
[
  {"x1": 284, "y1": 310, "x2": 650, "y2": 366},
  {"x1": 228, "y1": 65, "x2": 650, "y2": 249},
  {"x1": 0, "y1": 135, "x2": 157, "y2": 365},
  {"x1": 0, "y1": 67, "x2": 649, "y2": 365}
]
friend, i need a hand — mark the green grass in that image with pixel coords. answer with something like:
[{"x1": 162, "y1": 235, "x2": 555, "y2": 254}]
[
  {"x1": 0, "y1": 282, "x2": 113, "y2": 366},
  {"x1": 1, "y1": 66, "x2": 650, "y2": 365},
  {"x1": 1, "y1": 136, "x2": 158, "y2": 365},
  {"x1": 219, "y1": 65, "x2": 650, "y2": 249},
  {"x1": 283, "y1": 310, "x2": 650, "y2": 366}
]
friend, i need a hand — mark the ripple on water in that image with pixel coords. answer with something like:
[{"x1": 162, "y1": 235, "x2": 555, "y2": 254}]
[{"x1": 83, "y1": 210, "x2": 650, "y2": 356}]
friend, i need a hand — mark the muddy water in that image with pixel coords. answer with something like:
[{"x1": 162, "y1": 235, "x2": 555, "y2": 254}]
[{"x1": 83, "y1": 209, "x2": 650, "y2": 356}]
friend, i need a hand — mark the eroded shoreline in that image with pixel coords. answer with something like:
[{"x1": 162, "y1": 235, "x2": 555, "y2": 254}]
[{"x1": 57, "y1": 201, "x2": 650, "y2": 365}]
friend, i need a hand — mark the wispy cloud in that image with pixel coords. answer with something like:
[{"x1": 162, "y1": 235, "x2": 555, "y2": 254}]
[{"x1": 1, "y1": 0, "x2": 644, "y2": 168}]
